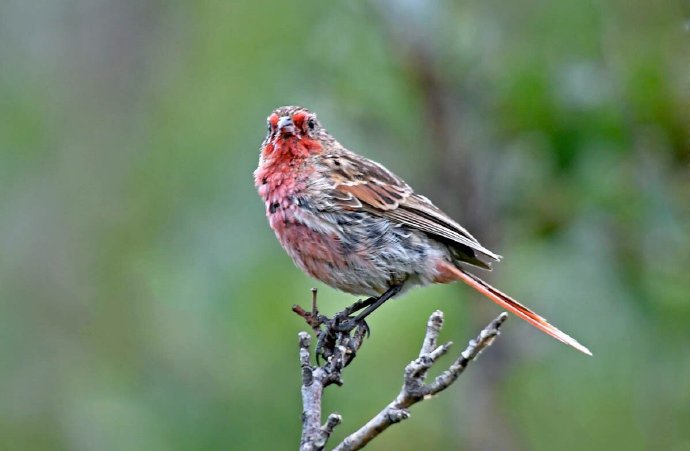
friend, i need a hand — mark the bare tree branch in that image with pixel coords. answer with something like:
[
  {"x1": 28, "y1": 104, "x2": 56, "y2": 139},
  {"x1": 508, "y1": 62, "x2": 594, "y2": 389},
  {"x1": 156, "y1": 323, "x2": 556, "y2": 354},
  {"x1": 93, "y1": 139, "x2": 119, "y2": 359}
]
[
  {"x1": 333, "y1": 311, "x2": 507, "y2": 451},
  {"x1": 298, "y1": 331, "x2": 343, "y2": 450},
  {"x1": 295, "y1": 293, "x2": 507, "y2": 451}
]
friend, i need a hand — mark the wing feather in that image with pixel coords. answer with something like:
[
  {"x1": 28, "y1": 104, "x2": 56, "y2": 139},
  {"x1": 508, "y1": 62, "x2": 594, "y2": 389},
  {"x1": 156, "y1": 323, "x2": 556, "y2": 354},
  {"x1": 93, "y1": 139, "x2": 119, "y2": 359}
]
[{"x1": 320, "y1": 153, "x2": 502, "y2": 264}]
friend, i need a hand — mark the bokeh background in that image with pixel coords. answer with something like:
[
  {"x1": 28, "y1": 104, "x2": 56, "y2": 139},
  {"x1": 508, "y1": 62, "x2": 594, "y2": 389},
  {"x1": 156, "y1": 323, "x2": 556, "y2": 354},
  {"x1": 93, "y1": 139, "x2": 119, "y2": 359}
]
[{"x1": 1, "y1": 1, "x2": 688, "y2": 450}]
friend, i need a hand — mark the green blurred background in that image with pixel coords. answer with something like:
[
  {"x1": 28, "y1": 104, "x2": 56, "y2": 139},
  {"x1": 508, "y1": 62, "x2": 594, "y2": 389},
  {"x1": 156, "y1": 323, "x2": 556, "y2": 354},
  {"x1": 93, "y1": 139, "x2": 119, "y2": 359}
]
[{"x1": 1, "y1": 1, "x2": 688, "y2": 450}]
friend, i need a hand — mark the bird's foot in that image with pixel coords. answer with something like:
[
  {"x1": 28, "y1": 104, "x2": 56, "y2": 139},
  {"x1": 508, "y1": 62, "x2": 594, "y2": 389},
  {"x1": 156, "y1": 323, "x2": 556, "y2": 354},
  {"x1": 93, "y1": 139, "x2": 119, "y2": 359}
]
[
  {"x1": 314, "y1": 313, "x2": 369, "y2": 365},
  {"x1": 328, "y1": 295, "x2": 376, "y2": 336},
  {"x1": 292, "y1": 290, "x2": 376, "y2": 364},
  {"x1": 332, "y1": 315, "x2": 370, "y2": 337}
]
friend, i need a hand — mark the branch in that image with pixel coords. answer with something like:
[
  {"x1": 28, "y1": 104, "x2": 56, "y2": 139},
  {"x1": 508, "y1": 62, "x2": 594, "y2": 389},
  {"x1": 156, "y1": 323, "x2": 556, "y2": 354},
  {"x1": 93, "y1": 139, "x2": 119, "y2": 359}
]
[
  {"x1": 295, "y1": 292, "x2": 507, "y2": 451},
  {"x1": 298, "y1": 332, "x2": 342, "y2": 451},
  {"x1": 333, "y1": 310, "x2": 507, "y2": 450}
]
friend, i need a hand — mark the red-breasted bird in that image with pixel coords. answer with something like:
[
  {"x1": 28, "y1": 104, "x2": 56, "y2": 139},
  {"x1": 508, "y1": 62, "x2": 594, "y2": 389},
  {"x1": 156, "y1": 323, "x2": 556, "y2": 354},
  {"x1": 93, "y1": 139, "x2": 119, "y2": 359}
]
[{"x1": 254, "y1": 105, "x2": 591, "y2": 355}]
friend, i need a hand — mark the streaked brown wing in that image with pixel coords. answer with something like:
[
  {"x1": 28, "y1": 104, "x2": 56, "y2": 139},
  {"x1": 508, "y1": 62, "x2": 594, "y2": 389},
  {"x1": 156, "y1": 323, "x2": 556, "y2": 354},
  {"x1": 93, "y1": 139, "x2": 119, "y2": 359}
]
[
  {"x1": 322, "y1": 153, "x2": 502, "y2": 265},
  {"x1": 386, "y1": 195, "x2": 501, "y2": 262},
  {"x1": 325, "y1": 153, "x2": 410, "y2": 211}
]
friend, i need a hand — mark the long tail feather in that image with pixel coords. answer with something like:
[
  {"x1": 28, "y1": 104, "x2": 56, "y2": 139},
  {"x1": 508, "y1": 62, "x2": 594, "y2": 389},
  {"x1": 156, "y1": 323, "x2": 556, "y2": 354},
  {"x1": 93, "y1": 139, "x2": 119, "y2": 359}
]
[{"x1": 441, "y1": 263, "x2": 592, "y2": 355}]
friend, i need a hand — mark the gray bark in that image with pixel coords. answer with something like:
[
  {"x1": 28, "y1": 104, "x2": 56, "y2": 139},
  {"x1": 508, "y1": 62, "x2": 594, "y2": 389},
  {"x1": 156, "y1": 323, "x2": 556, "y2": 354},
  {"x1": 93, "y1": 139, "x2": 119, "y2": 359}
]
[{"x1": 296, "y1": 308, "x2": 507, "y2": 450}]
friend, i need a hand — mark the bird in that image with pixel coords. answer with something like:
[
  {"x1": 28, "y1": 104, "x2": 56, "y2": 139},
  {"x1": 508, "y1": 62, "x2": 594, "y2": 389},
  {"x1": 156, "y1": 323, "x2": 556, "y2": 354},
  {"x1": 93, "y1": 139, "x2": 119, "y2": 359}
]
[{"x1": 254, "y1": 105, "x2": 591, "y2": 355}]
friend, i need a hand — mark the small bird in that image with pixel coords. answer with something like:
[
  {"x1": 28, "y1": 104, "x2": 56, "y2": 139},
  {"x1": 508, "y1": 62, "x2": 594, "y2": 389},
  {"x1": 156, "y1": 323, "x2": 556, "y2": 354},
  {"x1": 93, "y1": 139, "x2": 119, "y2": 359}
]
[{"x1": 255, "y1": 105, "x2": 591, "y2": 355}]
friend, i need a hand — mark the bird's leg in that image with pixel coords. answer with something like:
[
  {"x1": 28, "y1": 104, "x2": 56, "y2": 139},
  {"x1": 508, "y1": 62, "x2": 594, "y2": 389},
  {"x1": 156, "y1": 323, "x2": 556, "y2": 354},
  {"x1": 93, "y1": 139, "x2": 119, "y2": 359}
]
[
  {"x1": 340, "y1": 296, "x2": 378, "y2": 316},
  {"x1": 334, "y1": 284, "x2": 403, "y2": 334}
]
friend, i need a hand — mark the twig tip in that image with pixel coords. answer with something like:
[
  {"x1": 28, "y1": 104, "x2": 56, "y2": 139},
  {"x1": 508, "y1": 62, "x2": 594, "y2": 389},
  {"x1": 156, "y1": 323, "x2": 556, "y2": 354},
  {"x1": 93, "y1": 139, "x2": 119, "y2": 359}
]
[
  {"x1": 298, "y1": 331, "x2": 311, "y2": 347},
  {"x1": 429, "y1": 310, "x2": 444, "y2": 321},
  {"x1": 494, "y1": 312, "x2": 509, "y2": 328}
]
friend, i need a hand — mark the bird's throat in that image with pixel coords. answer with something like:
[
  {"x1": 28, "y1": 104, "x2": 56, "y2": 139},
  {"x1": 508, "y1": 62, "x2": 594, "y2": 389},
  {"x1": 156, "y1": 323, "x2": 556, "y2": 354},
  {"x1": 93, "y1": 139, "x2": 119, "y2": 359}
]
[
  {"x1": 255, "y1": 143, "x2": 314, "y2": 203},
  {"x1": 267, "y1": 136, "x2": 322, "y2": 160}
]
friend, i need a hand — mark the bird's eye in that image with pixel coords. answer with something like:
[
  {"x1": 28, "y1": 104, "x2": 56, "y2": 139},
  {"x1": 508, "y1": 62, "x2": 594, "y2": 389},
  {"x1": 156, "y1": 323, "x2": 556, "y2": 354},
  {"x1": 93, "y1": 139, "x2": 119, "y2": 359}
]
[
  {"x1": 267, "y1": 122, "x2": 272, "y2": 133},
  {"x1": 307, "y1": 118, "x2": 316, "y2": 131}
]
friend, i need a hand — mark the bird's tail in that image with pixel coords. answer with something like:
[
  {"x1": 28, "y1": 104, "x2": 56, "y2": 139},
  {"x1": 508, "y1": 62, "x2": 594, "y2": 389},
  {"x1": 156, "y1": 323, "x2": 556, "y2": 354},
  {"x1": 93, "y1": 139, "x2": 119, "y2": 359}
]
[{"x1": 437, "y1": 262, "x2": 592, "y2": 355}]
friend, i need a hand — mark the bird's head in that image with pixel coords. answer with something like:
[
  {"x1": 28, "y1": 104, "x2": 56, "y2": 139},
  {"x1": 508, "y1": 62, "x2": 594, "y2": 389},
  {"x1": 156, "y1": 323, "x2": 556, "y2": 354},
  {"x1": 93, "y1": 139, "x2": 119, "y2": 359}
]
[{"x1": 261, "y1": 106, "x2": 327, "y2": 159}]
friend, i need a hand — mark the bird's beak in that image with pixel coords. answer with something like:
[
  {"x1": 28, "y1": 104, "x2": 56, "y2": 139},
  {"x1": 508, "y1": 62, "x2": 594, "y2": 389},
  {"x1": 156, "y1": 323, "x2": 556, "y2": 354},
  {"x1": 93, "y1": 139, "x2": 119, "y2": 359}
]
[{"x1": 277, "y1": 116, "x2": 296, "y2": 136}]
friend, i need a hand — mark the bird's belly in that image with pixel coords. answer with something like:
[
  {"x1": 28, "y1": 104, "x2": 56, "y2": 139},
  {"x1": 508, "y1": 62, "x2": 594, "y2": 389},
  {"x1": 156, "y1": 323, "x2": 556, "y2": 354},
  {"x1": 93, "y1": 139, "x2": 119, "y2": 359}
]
[{"x1": 271, "y1": 209, "x2": 446, "y2": 297}]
